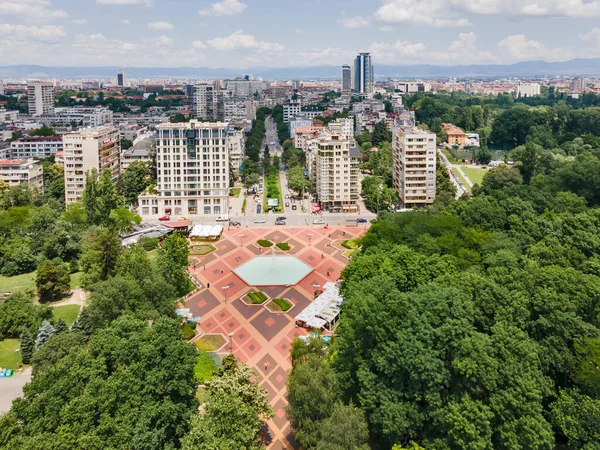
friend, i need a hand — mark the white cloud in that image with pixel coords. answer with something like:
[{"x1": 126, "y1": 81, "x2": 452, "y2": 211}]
[
  {"x1": 192, "y1": 40, "x2": 207, "y2": 49},
  {"x1": 497, "y1": 34, "x2": 573, "y2": 62},
  {"x1": 368, "y1": 40, "x2": 427, "y2": 63},
  {"x1": 71, "y1": 19, "x2": 88, "y2": 25},
  {"x1": 0, "y1": 0, "x2": 67, "y2": 21},
  {"x1": 374, "y1": 0, "x2": 470, "y2": 27},
  {"x1": 122, "y1": 19, "x2": 131, "y2": 25},
  {"x1": 581, "y1": 27, "x2": 600, "y2": 48},
  {"x1": 199, "y1": 0, "x2": 247, "y2": 16},
  {"x1": 0, "y1": 24, "x2": 65, "y2": 43},
  {"x1": 337, "y1": 15, "x2": 370, "y2": 29},
  {"x1": 207, "y1": 30, "x2": 283, "y2": 52},
  {"x1": 150, "y1": 35, "x2": 174, "y2": 47},
  {"x1": 379, "y1": 25, "x2": 393, "y2": 32},
  {"x1": 297, "y1": 47, "x2": 356, "y2": 65},
  {"x1": 96, "y1": 0, "x2": 153, "y2": 7},
  {"x1": 147, "y1": 21, "x2": 173, "y2": 30},
  {"x1": 451, "y1": 0, "x2": 600, "y2": 18},
  {"x1": 74, "y1": 33, "x2": 138, "y2": 55}
]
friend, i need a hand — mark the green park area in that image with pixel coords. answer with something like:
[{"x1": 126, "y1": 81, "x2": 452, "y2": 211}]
[
  {"x1": 462, "y1": 167, "x2": 488, "y2": 186},
  {"x1": 0, "y1": 339, "x2": 21, "y2": 370},
  {"x1": 52, "y1": 305, "x2": 80, "y2": 326},
  {"x1": 229, "y1": 187, "x2": 241, "y2": 197},
  {"x1": 0, "y1": 271, "x2": 83, "y2": 295}
]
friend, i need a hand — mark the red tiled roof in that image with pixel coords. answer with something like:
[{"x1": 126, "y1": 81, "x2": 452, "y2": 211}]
[
  {"x1": 162, "y1": 220, "x2": 192, "y2": 229},
  {"x1": 0, "y1": 159, "x2": 28, "y2": 166}
]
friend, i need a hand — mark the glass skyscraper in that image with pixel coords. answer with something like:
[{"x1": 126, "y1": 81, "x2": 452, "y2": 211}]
[{"x1": 352, "y1": 52, "x2": 373, "y2": 94}]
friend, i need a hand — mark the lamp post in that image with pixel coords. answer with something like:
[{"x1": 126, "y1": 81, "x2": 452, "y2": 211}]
[
  {"x1": 307, "y1": 233, "x2": 313, "y2": 246},
  {"x1": 222, "y1": 285, "x2": 230, "y2": 303},
  {"x1": 229, "y1": 332, "x2": 234, "y2": 353},
  {"x1": 238, "y1": 234, "x2": 246, "y2": 246}
]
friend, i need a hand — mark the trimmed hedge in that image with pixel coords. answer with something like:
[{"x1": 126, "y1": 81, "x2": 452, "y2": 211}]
[
  {"x1": 257, "y1": 240, "x2": 273, "y2": 247},
  {"x1": 248, "y1": 291, "x2": 268, "y2": 304},
  {"x1": 276, "y1": 242, "x2": 290, "y2": 251},
  {"x1": 272, "y1": 298, "x2": 292, "y2": 311}
]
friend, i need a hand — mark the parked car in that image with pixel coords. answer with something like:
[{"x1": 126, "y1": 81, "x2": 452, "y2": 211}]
[
  {"x1": 292, "y1": 204, "x2": 297, "y2": 210},
  {"x1": 356, "y1": 218, "x2": 368, "y2": 223},
  {"x1": 158, "y1": 216, "x2": 170, "y2": 221},
  {"x1": 312, "y1": 219, "x2": 326, "y2": 225},
  {"x1": 285, "y1": 202, "x2": 290, "y2": 207},
  {"x1": 285, "y1": 194, "x2": 289, "y2": 199},
  {"x1": 275, "y1": 220, "x2": 286, "y2": 225},
  {"x1": 216, "y1": 215, "x2": 230, "y2": 222},
  {"x1": 254, "y1": 218, "x2": 266, "y2": 223},
  {"x1": 276, "y1": 216, "x2": 287, "y2": 221},
  {"x1": 178, "y1": 216, "x2": 189, "y2": 221},
  {"x1": 257, "y1": 205, "x2": 262, "y2": 214},
  {"x1": 230, "y1": 221, "x2": 241, "y2": 227}
]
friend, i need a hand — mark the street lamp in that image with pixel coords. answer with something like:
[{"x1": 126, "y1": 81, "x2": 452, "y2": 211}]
[
  {"x1": 229, "y1": 332, "x2": 234, "y2": 353},
  {"x1": 307, "y1": 233, "x2": 313, "y2": 246},
  {"x1": 238, "y1": 234, "x2": 246, "y2": 246},
  {"x1": 222, "y1": 285, "x2": 230, "y2": 303}
]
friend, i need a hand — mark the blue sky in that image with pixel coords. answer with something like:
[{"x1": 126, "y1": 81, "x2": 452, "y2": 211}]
[{"x1": 2, "y1": 0, "x2": 600, "y2": 67}]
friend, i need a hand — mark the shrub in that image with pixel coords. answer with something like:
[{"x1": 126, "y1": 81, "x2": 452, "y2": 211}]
[
  {"x1": 257, "y1": 240, "x2": 273, "y2": 247},
  {"x1": 248, "y1": 291, "x2": 268, "y2": 304},
  {"x1": 139, "y1": 237, "x2": 159, "y2": 251},
  {"x1": 272, "y1": 298, "x2": 292, "y2": 311},
  {"x1": 276, "y1": 242, "x2": 291, "y2": 251},
  {"x1": 341, "y1": 239, "x2": 359, "y2": 250},
  {"x1": 194, "y1": 350, "x2": 217, "y2": 383},
  {"x1": 195, "y1": 338, "x2": 215, "y2": 351},
  {"x1": 181, "y1": 322, "x2": 196, "y2": 340}
]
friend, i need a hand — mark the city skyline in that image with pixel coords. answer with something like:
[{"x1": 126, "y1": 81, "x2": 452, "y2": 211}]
[{"x1": 3, "y1": 0, "x2": 600, "y2": 69}]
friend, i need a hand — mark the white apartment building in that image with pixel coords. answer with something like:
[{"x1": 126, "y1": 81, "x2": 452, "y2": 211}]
[
  {"x1": 41, "y1": 107, "x2": 113, "y2": 127},
  {"x1": 333, "y1": 118, "x2": 354, "y2": 137},
  {"x1": 137, "y1": 121, "x2": 230, "y2": 218},
  {"x1": 227, "y1": 129, "x2": 245, "y2": 173},
  {"x1": 10, "y1": 136, "x2": 63, "y2": 159},
  {"x1": 571, "y1": 77, "x2": 587, "y2": 92},
  {"x1": 63, "y1": 126, "x2": 121, "y2": 205},
  {"x1": 121, "y1": 134, "x2": 154, "y2": 171},
  {"x1": 315, "y1": 123, "x2": 360, "y2": 212},
  {"x1": 283, "y1": 102, "x2": 302, "y2": 123},
  {"x1": 193, "y1": 84, "x2": 224, "y2": 121},
  {"x1": 516, "y1": 82, "x2": 541, "y2": 97},
  {"x1": 224, "y1": 79, "x2": 267, "y2": 98},
  {"x1": 0, "y1": 159, "x2": 43, "y2": 190},
  {"x1": 0, "y1": 109, "x2": 19, "y2": 123},
  {"x1": 392, "y1": 125, "x2": 436, "y2": 207},
  {"x1": 28, "y1": 81, "x2": 55, "y2": 116},
  {"x1": 289, "y1": 118, "x2": 313, "y2": 138}
]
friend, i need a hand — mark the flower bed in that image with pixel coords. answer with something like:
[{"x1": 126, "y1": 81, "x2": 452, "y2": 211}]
[
  {"x1": 194, "y1": 334, "x2": 227, "y2": 351},
  {"x1": 190, "y1": 244, "x2": 217, "y2": 256},
  {"x1": 257, "y1": 239, "x2": 274, "y2": 248}
]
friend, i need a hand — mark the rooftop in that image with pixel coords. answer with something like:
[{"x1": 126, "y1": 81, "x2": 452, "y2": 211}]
[
  {"x1": 295, "y1": 282, "x2": 344, "y2": 330},
  {"x1": 156, "y1": 120, "x2": 229, "y2": 130}
]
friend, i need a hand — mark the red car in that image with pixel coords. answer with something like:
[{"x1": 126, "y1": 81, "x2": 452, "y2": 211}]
[{"x1": 158, "y1": 216, "x2": 170, "y2": 221}]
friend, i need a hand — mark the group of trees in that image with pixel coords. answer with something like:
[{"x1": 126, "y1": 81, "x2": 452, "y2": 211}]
[
  {"x1": 287, "y1": 140, "x2": 600, "y2": 448},
  {"x1": 282, "y1": 139, "x2": 311, "y2": 198}
]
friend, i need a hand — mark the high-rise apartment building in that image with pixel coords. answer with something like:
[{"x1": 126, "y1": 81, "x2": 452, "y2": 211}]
[
  {"x1": 571, "y1": 77, "x2": 587, "y2": 92},
  {"x1": 27, "y1": 81, "x2": 55, "y2": 116},
  {"x1": 193, "y1": 84, "x2": 224, "y2": 121},
  {"x1": 0, "y1": 159, "x2": 43, "y2": 191},
  {"x1": 137, "y1": 121, "x2": 230, "y2": 218},
  {"x1": 392, "y1": 125, "x2": 436, "y2": 207},
  {"x1": 117, "y1": 70, "x2": 127, "y2": 87},
  {"x1": 353, "y1": 52, "x2": 373, "y2": 94},
  {"x1": 63, "y1": 126, "x2": 120, "y2": 205},
  {"x1": 315, "y1": 123, "x2": 360, "y2": 212},
  {"x1": 516, "y1": 82, "x2": 540, "y2": 97},
  {"x1": 341, "y1": 65, "x2": 352, "y2": 92}
]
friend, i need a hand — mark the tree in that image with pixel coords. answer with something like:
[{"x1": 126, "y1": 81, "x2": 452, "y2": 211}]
[
  {"x1": 244, "y1": 172, "x2": 260, "y2": 193},
  {"x1": 0, "y1": 316, "x2": 199, "y2": 449},
  {"x1": 36, "y1": 259, "x2": 71, "y2": 303},
  {"x1": 0, "y1": 293, "x2": 51, "y2": 340},
  {"x1": 550, "y1": 389, "x2": 600, "y2": 449},
  {"x1": 54, "y1": 318, "x2": 68, "y2": 334},
  {"x1": 121, "y1": 138, "x2": 133, "y2": 150},
  {"x1": 19, "y1": 329, "x2": 34, "y2": 364},
  {"x1": 28, "y1": 125, "x2": 56, "y2": 136},
  {"x1": 79, "y1": 227, "x2": 122, "y2": 287},
  {"x1": 182, "y1": 354, "x2": 273, "y2": 450},
  {"x1": 35, "y1": 319, "x2": 55, "y2": 349},
  {"x1": 287, "y1": 166, "x2": 311, "y2": 197},
  {"x1": 82, "y1": 169, "x2": 123, "y2": 226},
  {"x1": 122, "y1": 161, "x2": 150, "y2": 205},
  {"x1": 157, "y1": 233, "x2": 191, "y2": 296},
  {"x1": 317, "y1": 403, "x2": 370, "y2": 450},
  {"x1": 287, "y1": 355, "x2": 339, "y2": 449},
  {"x1": 109, "y1": 207, "x2": 142, "y2": 233}
]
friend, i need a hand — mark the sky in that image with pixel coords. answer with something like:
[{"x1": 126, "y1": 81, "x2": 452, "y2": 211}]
[{"x1": 2, "y1": 0, "x2": 600, "y2": 68}]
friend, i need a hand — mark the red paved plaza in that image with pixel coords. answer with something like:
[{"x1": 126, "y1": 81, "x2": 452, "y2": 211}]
[{"x1": 185, "y1": 224, "x2": 367, "y2": 449}]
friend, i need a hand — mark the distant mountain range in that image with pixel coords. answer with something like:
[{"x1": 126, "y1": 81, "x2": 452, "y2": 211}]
[{"x1": 2, "y1": 59, "x2": 600, "y2": 80}]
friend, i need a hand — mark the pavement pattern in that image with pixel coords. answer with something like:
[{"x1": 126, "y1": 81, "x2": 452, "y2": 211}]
[{"x1": 185, "y1": 224, "x2": 367, "y2": 449}]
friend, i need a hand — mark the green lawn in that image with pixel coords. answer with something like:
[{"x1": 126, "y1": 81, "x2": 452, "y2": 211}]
[
  {"x1": 0, "y1": 339, "x2": 21, "y2": 370},
  {"x1": 229, "y1": 187, "x2": 241, "y2": 197},
  {"x1": 52, "y1": 305, "x2": 80, "y2": 326},
  {"x1": 147, "y1": 249, "x2": 159, "y2": 261},
  {"x1": 0, "y1": 272, "x2": 36, "y2": 294},
  {"x1": 462, "y1": 167, "x2": 488, "y2": 186},
  {"x1": 195, "y1": 350, "x2": 217, "y2": 383},
  {"x1": 70, "y1": 272, "x2": 83, "y2": 289}
]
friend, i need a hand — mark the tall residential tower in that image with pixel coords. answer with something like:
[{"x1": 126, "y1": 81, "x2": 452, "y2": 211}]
[
  {"x1": 27, "y1": 81, "x2": 55, "y2": 116},
  {"x1": 353, "y1": 52, "x2": 373, "y2": 94},
  {"x1": 117, "y1": 70, "x2": 127, "y2": 87},
  {"x1": 341, "y1": 65, "x2": 352, "y2": 92}
]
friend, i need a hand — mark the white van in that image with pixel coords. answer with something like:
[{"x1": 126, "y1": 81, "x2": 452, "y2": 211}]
[{"x1": 216, "y1": 215, "x2": 230, "y2": 222}]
